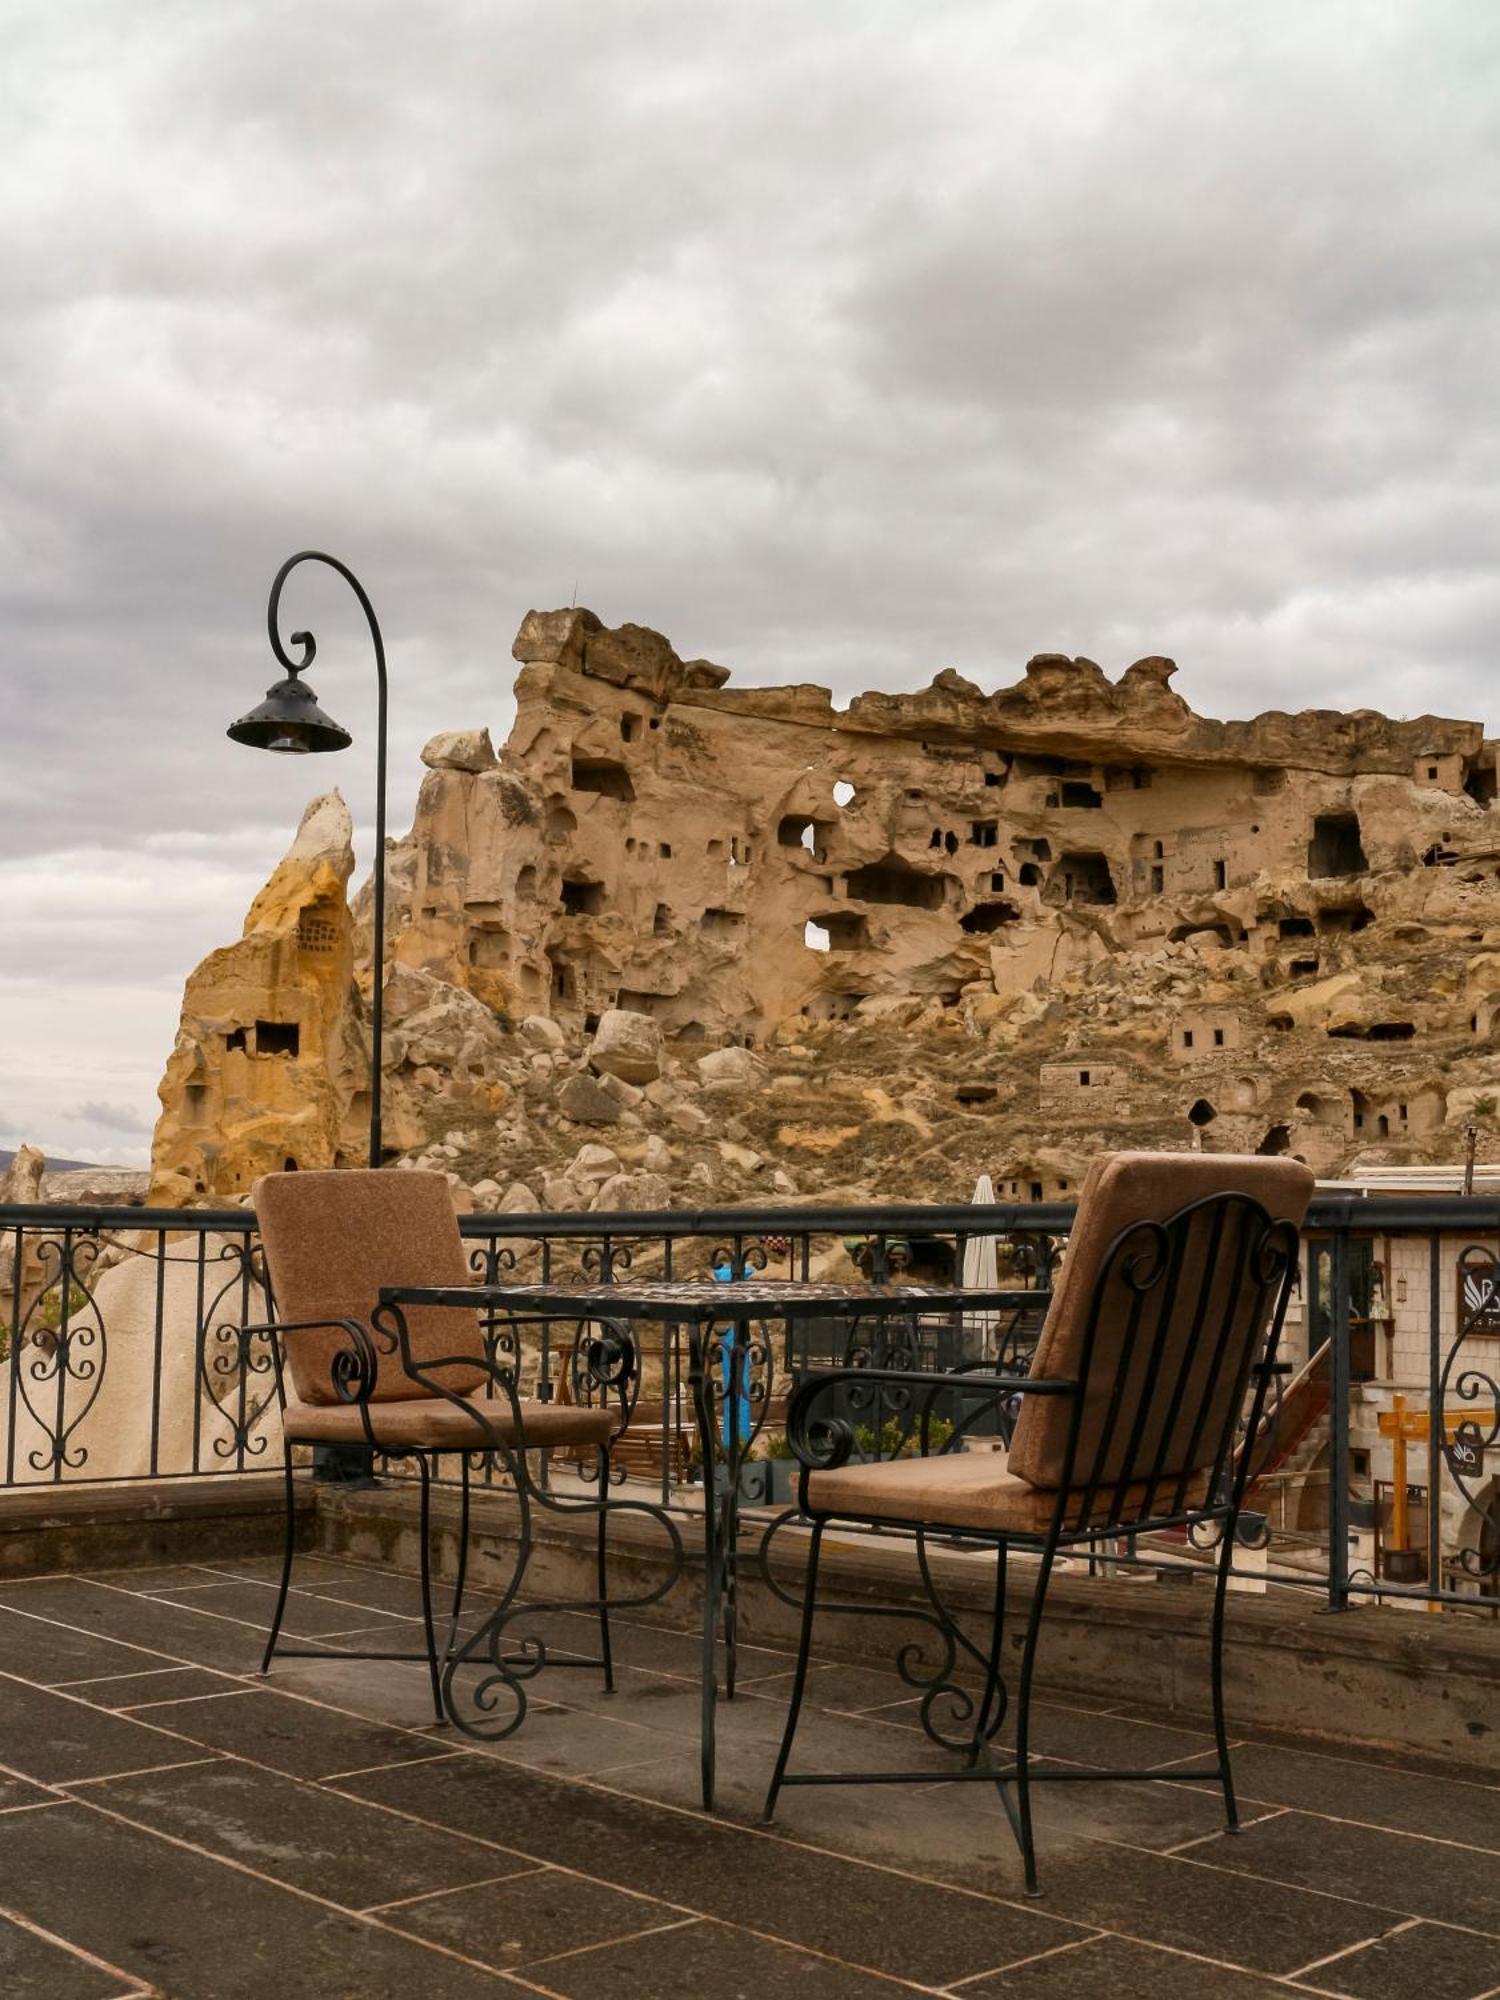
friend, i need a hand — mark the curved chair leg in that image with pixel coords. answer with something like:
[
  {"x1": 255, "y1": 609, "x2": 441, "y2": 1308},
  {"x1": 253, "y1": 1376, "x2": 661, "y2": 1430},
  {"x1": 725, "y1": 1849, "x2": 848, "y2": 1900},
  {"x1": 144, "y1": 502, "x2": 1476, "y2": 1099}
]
[
  {"x1": 416, "y1": 1455, "x2": 444, "y2": 1726},
  {"x1": 596, "y1": 1445, "x2": 615, "y2": 1694},
  {"x1": 1009, "y1": 1541, "x2": 1058, "y2": 1896},
  {"x1": 970, "y1": 1539, "x2": 1009, "y2": 1762},
  {"x1": 261, "y1": 1450, "x2": 298, "y2": 1676},
  {"x1": 1211, "y1": 1517, "x2": 1240, "y2": 1832},
  {"x1": 763, "y1": 1518, "x2": 824, "y2": 1822},
  {"x1": 445, "y1": 1450, "x2": 472, "y2": 1660}
]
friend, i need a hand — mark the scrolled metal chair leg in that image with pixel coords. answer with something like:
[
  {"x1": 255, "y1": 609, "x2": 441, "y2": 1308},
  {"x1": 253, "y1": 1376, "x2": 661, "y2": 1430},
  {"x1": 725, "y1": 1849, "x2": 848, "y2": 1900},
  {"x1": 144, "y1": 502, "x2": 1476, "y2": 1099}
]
[
  {"x1": 1009, "y1": 1542, "x2": 1057, "y2": 1896},
  {"x1": 1211, "y1": 1517, "x2": 1240, "y2": 1831},
  {"x1": 416, "y1": 1454, "x2": 444, "y2": 1726},
  {"x1": 444, "y1": 1450, "x2": 471, "y2": 1660},
  {"x1": 970, "y1": 1539, "x2": 1010, "y2": 1761},
  {"x1": 260, "y1": 1450, "x2": 298, "y2": 1676},
  {"x1": 763, "y1": 1518, "x2": 824, "y2": 1822},
  {"x1": 596, "y1": 1444, "x2": 614, "y2": 1694}
]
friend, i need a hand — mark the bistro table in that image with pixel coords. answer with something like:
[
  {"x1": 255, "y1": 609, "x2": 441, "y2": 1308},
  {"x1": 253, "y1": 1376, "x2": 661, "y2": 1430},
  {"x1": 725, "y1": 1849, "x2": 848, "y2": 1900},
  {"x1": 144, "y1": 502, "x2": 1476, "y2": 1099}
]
[{"x1": 377, "y1": 1276, "x2": 1039, "y2": 1807}]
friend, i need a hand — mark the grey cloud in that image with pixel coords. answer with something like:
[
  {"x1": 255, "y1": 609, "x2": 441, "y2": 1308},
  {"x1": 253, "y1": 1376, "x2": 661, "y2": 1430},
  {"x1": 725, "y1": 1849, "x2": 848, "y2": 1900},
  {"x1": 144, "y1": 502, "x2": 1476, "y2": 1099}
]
[
  {"x1": 68, "y1": 1101, "x2": 152, "y2": 1135},
  {"x1": 1, "y1": 0, "x2": 1497, "y2": 1153}
]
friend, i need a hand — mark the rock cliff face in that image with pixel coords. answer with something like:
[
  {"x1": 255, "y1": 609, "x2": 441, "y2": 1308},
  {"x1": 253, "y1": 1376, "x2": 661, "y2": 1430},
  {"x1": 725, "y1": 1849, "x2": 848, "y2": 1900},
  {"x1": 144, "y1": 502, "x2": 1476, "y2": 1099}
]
[{"x1": 152, "y1": 609, "x2": 1500, "y2": 1206}]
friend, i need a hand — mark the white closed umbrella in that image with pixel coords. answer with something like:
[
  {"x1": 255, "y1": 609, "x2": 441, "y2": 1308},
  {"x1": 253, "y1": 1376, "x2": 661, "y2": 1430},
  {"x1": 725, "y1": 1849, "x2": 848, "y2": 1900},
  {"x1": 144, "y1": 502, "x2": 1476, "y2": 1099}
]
[{"x1": 962, "y1": 1173, "x2": 1001, "y2": 1358}]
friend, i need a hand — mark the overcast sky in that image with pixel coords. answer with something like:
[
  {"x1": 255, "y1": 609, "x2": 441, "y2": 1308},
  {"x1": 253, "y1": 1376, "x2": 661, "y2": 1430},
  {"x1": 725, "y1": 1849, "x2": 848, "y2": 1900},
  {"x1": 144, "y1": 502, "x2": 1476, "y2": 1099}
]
[{"x1": 2, "y1": 0, "x2": 1497, "y2": 1169}]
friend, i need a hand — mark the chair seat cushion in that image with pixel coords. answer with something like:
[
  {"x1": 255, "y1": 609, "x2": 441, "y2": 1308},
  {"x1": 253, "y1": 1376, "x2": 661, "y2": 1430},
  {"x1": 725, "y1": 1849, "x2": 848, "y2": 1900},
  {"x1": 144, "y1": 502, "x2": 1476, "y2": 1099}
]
[
  {"x1": 281, "y1": 1394, "x2": 618, "y2": 1452},
  {"x1": 806, "y1": 1451, "x2": 1209, "y2": 1534}
]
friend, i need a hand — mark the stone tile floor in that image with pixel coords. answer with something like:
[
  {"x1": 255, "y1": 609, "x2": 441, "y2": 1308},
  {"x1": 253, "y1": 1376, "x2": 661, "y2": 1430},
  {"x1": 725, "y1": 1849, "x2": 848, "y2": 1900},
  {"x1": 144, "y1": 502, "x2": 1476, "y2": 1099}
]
[{"x1": 0, "y1": 1551, "x2": 1494, "y2": 1997}]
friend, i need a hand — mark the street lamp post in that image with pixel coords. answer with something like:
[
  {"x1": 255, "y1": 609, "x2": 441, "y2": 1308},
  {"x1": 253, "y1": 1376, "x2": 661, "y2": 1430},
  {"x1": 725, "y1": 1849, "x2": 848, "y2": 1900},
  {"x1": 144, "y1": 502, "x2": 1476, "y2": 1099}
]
[{"x1": 227, "y1": 551, "x2": 389, "y2": 1169}]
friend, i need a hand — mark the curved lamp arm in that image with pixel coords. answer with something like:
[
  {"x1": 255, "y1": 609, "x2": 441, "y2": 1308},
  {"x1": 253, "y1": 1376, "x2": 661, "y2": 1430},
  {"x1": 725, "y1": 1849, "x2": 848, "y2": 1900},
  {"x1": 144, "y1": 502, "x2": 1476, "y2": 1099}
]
[{"x1": 266, "y1": 551, "x2": 389, "y2": 1169}]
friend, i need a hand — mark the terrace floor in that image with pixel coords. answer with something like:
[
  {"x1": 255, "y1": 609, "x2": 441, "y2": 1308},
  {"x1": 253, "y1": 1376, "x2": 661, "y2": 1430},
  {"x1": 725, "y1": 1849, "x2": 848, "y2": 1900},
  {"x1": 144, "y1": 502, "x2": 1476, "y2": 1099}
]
[{"x1": 0, "y1": 1551, "x2": 1495, "y2": 1999}]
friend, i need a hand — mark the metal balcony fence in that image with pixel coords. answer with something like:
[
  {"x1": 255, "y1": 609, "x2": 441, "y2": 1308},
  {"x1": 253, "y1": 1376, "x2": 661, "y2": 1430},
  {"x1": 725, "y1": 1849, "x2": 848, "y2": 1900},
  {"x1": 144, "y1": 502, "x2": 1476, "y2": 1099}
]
[{"x1": 2, "y1": 1192, "x2": 1497, "y2": 1617}]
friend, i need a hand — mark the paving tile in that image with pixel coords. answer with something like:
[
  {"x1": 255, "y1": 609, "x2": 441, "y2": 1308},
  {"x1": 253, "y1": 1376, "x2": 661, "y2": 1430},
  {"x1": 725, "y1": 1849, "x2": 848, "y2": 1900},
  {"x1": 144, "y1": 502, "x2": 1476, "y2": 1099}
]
[
  {"x1": 141, "y1": 1577, "x2": 411, "y2": 1641},
  {"x1": 0, "y1": 1772, "x2": 61, "y2": 1812},
  {"x1": 125, "y1": 1684, "x2": 451, "y2": 1780},
  {"x1": 957, "y1": 1933, "x2": 1297, "y2": 1995},
  {"x1": 518, "y1": 1914, "x2": 928, "y2": 1996},
  {"x1": 0, "y1": 1577, "x2": 273, "y2": 1671},
  {"x1": 382, "y1": 1864, "x2": 678, "y2": 1969},
  {"x1": 0, "y1": 1801, "x2": 507, "y2": 1998},
  {"x1": 89, "y1": 1758, "x2": 528, "y2": 1909},
  {"x1": 1225, "y1": 1740, "x2": 1500, "y2": 1849},
  {"x1": 265, "y1": 1652, "x2": 455, "y2": 1731},
  {"x1": 1189, "y1": 1812, "x2": 1500, "y2": 1934},
  {"x1": 458, "y1": 1697, "x2": 678, "y2": 1779},
  {"x1": 338, "y1": 1749, "x2": 1086, "y2": 1983},
  {"x1": 1306, "y1": 1919, "x2": 1500, "y2": 2000},
  {"x1": 0, "y1": 1911, "x2": 137, "y2": 2000},
  {"x1": 66, "y1": 1665, "x2": 245, "y2": 1710},
  {"x1": 78, "y1": 1562, "x2": 235, "y2": 1594},
  {"x1": 0, "y1": 1603, "x2": 180, "y2": 1687},
  {"x1": 0, "y1": 1675, "x2": 213, "y2": 1784},
  {"x1": 1003, "y1": 1838, "x2": 1389, "y2": 1975}
]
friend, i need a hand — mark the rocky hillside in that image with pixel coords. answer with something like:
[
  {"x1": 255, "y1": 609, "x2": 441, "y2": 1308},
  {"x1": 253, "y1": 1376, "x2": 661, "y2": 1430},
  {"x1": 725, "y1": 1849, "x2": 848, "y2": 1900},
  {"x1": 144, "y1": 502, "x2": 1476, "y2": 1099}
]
[{"x1": 149, "y1": 609, "x2": 1500, "y2": 1207}]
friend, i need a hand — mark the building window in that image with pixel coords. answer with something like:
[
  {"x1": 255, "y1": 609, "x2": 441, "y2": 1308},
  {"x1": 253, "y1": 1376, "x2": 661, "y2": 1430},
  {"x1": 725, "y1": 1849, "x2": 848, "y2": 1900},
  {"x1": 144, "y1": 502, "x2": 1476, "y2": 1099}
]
[
  {"x1": 1183, "y1": 1030, "x2": 1194, "y2": 1050},
  {"x1": 1213, "y1": 1027, "x2": 1225, "y2": 1047}
]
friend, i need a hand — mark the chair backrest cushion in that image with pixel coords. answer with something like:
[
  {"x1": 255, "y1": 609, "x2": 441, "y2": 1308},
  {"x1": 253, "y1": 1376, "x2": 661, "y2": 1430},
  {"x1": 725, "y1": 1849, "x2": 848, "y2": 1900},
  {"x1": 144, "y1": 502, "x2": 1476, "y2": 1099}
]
[
  {"x1": 253, "y1": 1169, "x2": 486, "y2": 1404},
  {"x1": 1006, "y1": 1152, "x2": 1311, "y2": 1502}
]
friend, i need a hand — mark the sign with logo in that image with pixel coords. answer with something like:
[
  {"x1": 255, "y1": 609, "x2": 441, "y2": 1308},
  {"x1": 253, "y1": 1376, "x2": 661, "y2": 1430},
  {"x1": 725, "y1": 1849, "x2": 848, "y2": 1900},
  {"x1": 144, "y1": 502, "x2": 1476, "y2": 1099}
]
[
  {"x1": 1444, "y1": 1419, "x2": 1487, "y2": 1481},
  {"x1": 1457, "y1": 1254, "x2": 1500, "y2": 1335}
]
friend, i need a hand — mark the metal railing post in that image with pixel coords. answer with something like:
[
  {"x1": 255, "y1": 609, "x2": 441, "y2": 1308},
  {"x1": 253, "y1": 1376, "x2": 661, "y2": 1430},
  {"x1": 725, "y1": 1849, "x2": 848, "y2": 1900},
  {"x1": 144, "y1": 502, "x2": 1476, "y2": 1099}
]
[{"x1": 1325, "y1": 1222, "x2": 1352, "y2": 1612}]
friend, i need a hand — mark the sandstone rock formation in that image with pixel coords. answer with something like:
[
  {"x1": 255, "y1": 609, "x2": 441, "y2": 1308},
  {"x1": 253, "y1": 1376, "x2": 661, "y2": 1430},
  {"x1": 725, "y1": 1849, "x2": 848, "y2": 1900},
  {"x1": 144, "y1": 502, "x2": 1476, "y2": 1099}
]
[
  {"x1": 151, "y1": 793, "x2": 370, "y2": 1200},
  {"x1": 152, "y1": 607, "x2": 1500, "y2": 1206}
]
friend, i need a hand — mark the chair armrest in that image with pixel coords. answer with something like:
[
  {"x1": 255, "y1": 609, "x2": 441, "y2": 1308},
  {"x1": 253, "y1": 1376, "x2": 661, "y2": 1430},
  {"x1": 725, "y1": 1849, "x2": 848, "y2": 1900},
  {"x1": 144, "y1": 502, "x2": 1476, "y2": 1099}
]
[
  {"x1": 241, "y1": 1317, "x2": 381, "y2": 1406},
  {"x1": 785, "y1": 1365, "x2": 1076, "y2": 1471},
  {"x1": 368, "y1": 1299, "x2": 639, "y2": 1445}
]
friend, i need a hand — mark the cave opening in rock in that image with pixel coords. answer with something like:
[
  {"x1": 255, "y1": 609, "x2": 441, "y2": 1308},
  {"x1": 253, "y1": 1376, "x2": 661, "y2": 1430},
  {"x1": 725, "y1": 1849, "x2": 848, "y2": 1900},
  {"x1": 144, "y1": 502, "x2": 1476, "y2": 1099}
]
[
  {"x1": 1307, "y1": 811, "x2": 1367, "y2": 878},
  {"x1": 960, "y1": 900, "x2": 1022, "y2": 934},
  {"x1": 570, "y1": 757, "x2": 636, "y2": 802},
  {"x1": 1048, "y1": 851, "x2": 1116, "y2": 906},
  {"x1": 560, "y1": 878, "x2": 605, "y2": 917},
  {"x1": 255, "y1": 1021, "x2": 300, "y2": 1057},
  {"x1": 844, "y1": 858, "x2": 949, "y2": 910}
]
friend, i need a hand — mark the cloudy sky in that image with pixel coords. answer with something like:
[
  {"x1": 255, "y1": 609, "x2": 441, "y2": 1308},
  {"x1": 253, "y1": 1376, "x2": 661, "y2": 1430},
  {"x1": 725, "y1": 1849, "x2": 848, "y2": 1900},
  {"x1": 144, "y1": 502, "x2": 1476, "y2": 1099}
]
[{"x1": 2, "y1": 0, "x2": 1497, "y2": 1168}]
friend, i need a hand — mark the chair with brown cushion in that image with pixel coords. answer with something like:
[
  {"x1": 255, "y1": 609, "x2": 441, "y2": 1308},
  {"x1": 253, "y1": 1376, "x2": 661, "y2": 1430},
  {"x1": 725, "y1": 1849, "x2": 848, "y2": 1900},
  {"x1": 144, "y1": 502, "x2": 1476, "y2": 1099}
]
[
  {"x1": 249, "y1": 1168, "x2": 624, "y2": 1724},
  {"x1": 764, "y1": 1152, "x2": 1311, "y2": 1893}
]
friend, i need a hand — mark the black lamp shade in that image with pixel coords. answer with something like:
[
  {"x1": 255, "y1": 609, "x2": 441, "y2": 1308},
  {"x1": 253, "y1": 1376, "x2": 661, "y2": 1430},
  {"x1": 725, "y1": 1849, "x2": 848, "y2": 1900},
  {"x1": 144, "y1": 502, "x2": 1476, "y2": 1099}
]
[{"x1": 227, "y1": 675, "x2": 352, "y2": 755}]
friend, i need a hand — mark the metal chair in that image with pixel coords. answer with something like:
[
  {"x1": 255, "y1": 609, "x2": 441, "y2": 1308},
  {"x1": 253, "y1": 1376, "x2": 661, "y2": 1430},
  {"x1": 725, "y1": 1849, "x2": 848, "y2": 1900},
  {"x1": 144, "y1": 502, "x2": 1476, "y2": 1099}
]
[
  {"x1": 248, "y1": 1169, "x2": 656, "y2": 1726},
  {"x1": 763, "y1": 1151, "x2": 1311, "y2": 1893}
]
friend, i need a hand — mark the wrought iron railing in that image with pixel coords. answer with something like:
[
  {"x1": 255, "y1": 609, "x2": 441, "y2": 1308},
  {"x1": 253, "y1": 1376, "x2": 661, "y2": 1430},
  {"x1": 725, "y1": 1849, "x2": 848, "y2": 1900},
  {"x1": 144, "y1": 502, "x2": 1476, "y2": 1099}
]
[{"x1": 2, "y1": 1193, "x2": 1497, "y2": 1615}]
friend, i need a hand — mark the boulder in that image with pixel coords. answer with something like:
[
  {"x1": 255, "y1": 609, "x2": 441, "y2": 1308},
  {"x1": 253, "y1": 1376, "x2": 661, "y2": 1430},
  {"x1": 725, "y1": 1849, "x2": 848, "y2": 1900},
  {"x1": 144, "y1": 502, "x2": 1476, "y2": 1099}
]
[
  {"x1": 596, "y1": 1070, "x2": 644, "y2": 1108},
  {"x1": 668, "y1": 1101, "x2": 712, "y2": 1135},
  {"x1": 642, "y1": 1134, "x2": 674, "y2": 1173},
  {"x1": 540, "y1": 1174, "x2": 587, "y2": 1211},
  {"x1": 589, "y1": 1009, "x2": 663, "y2": 1085},
  {"x1": 568, "y1": 1143, "x2": 622, "y2": 1186},
  {"x1": 697, "y1": 1046, "x2": 764, "y2": 1092},
  {"x1": 420, "y1": 728, "x2": 497, "y2": 774},
  {"x1": 521, "y1": 1015, "x2": 566, "y2": 1051},
  {"x1": 498, "y1": 1181, "x2": 539, "y2": 1212},
  {"x1": 558, "y1": 1074, "x2": 622, "y2": 1125},
  {"x1": 592, "y1": 1170, "x2": 672, "y2": 1211}
]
